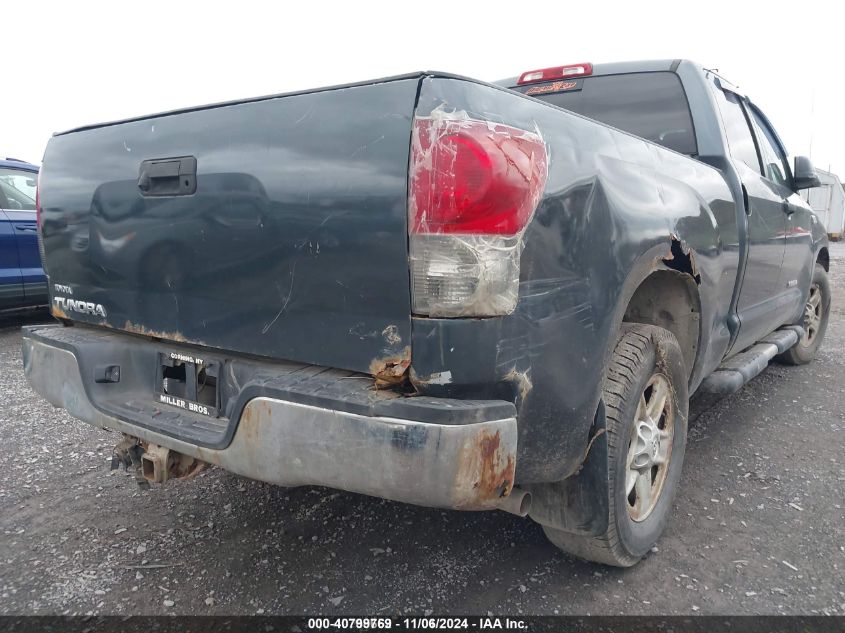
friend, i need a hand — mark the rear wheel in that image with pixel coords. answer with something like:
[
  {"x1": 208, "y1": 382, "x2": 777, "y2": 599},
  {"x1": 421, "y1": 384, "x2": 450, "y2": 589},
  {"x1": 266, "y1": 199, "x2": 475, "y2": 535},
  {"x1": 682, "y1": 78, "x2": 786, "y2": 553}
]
[
  {"x1": 540, "y1": 324, "x2": 689, "y2": 567},
  {"x1": 777, "y1": 263, "x2": 831, "y2": 365}
]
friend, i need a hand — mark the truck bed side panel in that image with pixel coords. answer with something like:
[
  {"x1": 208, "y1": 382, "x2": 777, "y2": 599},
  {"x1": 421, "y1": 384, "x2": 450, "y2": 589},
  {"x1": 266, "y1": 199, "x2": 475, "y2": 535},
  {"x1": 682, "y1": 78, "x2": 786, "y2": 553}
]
[{"x1": 410, "y1": 77, "x2": 737, "y2": 482}]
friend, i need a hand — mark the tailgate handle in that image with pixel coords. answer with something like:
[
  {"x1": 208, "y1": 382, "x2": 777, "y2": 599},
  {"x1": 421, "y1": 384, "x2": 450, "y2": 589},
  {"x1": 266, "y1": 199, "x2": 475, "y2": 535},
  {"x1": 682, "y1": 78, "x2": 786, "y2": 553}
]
[{"x1": 138, "y1": 156, "x2": 197, "y2": 196}]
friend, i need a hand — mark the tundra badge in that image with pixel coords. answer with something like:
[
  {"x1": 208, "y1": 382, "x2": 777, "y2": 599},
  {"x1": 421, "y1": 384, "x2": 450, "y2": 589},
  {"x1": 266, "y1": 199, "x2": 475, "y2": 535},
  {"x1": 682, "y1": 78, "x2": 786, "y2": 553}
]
[{"x1": 53, "y1": 296, "x2": 107, "y2": 318}]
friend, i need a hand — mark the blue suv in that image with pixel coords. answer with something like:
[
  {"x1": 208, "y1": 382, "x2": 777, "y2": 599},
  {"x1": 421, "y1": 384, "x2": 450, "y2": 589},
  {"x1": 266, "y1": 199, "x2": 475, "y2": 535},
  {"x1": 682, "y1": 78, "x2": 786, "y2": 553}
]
[{"x1": 1, "y1": 158, "x2": 47, "y2": 313}]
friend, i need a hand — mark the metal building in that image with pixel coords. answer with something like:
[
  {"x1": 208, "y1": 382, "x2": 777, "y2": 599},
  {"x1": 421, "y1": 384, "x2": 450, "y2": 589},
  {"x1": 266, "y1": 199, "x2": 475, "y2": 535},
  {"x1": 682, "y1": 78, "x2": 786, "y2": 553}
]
[{"x1": 802, "y1": 168, "x2": 845, "y2": 239}]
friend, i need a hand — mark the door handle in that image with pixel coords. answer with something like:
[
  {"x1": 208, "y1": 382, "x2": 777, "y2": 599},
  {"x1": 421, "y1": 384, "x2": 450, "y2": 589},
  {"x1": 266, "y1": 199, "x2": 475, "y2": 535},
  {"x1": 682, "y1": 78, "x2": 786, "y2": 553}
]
[{"x1": 15, "y1": 225, "x2": 37, "y2": 231}]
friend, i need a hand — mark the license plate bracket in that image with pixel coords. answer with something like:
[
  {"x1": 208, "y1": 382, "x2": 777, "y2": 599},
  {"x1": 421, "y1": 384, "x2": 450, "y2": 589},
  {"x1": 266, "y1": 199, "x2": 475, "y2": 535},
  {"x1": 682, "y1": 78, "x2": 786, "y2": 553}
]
[{"x1": 155, "y1": 351, "x2": 219, "y2": 417}]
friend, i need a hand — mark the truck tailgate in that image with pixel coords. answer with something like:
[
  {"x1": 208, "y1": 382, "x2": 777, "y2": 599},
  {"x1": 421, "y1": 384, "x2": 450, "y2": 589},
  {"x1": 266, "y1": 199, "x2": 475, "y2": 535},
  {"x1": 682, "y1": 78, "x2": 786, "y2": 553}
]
[{"x1": 39, "y1": 77, "x2": 419, "y2": 374}]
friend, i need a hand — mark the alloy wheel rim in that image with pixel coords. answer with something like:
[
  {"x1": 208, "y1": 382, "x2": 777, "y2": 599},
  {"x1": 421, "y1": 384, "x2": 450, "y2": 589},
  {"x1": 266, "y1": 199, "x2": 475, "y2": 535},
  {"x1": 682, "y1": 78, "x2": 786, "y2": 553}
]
[
  {"x1": 801, "y1": 283, "x2": 822, "y2": 346},
  {"x1": 626, "y1": 373, "x2": 674, "y2": 522}
]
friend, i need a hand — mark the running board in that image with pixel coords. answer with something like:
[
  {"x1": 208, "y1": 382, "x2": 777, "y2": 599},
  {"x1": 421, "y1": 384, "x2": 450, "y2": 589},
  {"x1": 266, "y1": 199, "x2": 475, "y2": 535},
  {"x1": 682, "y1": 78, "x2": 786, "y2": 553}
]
[{"x1": 698, "y1": 326, "x2": 804, "y2": 395}]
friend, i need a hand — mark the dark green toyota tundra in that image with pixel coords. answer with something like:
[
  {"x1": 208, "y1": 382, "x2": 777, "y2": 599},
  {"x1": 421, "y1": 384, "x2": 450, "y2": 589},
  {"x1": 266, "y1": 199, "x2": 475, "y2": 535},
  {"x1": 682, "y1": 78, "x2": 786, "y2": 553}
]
[{"x1": 23, "y1": 59, "x2": 830, "y2": 566}]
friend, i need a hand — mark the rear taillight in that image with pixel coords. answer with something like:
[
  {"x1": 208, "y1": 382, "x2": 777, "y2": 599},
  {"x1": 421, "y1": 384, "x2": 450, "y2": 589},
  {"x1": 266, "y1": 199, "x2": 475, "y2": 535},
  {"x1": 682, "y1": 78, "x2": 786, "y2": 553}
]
[
  {"x1": 36, "y1": 170, "x2": 48, "y2": 274},
  {"x1": 408, "y1": 111, "x2": 548, "y2": 317}
]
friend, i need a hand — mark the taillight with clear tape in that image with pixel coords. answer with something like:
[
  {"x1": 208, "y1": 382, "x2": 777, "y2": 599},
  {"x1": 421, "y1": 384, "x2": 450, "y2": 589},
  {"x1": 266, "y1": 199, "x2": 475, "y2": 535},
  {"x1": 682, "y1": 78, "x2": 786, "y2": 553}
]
[
  {"x1": 36, "y1": 170, "x2": 48, "y2": 274},
  {"x1": 409, "y1": 109, "x2": 548, "y2": 317}
]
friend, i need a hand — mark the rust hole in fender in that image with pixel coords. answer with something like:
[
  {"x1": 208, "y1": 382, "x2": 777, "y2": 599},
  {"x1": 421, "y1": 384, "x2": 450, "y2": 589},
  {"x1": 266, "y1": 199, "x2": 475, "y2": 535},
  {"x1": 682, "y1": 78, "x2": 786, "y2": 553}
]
[{"x1": 662, "y1": 234, "x2": 701, "y2": 284}]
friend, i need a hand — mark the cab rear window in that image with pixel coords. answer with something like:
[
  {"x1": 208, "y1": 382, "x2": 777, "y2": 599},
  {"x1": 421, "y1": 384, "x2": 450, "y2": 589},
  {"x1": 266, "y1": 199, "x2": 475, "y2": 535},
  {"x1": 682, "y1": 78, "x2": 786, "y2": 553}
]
[{"x1": 518, "y1": 71, "x2": 697, "y2": 156}]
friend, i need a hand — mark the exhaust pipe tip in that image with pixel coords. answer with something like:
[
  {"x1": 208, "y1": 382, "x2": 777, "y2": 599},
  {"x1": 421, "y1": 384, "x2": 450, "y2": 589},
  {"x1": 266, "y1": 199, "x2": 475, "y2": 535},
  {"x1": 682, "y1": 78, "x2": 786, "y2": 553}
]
[{"x1": 496, "y1": 487, "x2": 532, "y2": 517}]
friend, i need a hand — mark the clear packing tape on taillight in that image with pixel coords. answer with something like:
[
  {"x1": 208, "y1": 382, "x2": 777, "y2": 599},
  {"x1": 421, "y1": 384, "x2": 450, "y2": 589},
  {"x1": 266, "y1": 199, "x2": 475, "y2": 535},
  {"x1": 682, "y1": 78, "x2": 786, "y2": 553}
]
[
  {"x1": 409, "y1": 107, "x2": 549, "y2": 317},
  {"x1": 411, "y1": 233, "x2": 522, "y2": 316}
]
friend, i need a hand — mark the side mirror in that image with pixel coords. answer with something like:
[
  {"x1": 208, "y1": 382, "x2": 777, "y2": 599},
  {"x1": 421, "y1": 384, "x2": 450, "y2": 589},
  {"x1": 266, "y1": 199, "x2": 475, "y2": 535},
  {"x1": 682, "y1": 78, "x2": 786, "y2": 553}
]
[{"x1": 793, "y1": 155, "x2": 821, "y2": 190}]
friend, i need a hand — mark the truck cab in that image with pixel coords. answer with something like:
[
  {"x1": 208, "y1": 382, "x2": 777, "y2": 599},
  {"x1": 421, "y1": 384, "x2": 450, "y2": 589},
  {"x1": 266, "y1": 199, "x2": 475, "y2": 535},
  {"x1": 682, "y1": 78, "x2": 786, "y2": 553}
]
[{"x1": 500, "y1": 59, "x2": 826, "y2": 362}]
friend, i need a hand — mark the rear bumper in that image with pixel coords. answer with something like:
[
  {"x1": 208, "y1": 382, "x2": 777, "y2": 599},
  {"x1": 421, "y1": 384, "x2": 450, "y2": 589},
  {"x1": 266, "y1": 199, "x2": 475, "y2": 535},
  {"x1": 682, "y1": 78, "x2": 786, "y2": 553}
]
[{"x1": 22, "y1": 324, "x2": 518, "y2": 511}]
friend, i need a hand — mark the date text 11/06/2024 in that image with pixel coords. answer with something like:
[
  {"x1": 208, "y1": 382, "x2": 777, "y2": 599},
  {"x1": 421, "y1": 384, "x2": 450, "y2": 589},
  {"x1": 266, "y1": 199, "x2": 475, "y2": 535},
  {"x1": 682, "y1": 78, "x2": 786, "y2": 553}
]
[{"x1": 306, "y1": 617, "x2": 528, "y2": 630}]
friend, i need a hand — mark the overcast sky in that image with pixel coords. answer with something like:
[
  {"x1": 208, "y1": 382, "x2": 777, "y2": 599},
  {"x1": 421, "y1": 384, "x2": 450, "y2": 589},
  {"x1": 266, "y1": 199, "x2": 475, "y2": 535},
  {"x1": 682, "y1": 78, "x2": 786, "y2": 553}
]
[{"x1": 4, "y1": 0, "x2": 842, "y2": 178}]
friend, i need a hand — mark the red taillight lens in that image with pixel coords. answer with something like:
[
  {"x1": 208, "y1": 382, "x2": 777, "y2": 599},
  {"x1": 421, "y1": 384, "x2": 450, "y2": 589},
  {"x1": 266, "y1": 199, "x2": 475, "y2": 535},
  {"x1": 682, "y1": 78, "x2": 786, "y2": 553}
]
[
  {"x1": 410, "y1": 117, "x2": 548, "y2": 235},
  {"x1": 408, "y1": 113, "x2": 548, "y2": 317},
  {"x1": 419, "y1": 133, "x2": 493, "y2": 231},
  {"x1": 517, "y1": 63, "x2": 593, "y2": 85}
]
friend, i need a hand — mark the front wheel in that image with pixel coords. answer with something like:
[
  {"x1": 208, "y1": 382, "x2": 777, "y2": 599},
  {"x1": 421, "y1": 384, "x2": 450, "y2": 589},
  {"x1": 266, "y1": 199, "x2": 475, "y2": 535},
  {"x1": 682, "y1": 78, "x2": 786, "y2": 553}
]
[
  {"x1": 777, "y1": 263, "x2": 831, "y2": 365},
  {"x1": 540, "y1": 324, "x2": 689, "y2": 567}
]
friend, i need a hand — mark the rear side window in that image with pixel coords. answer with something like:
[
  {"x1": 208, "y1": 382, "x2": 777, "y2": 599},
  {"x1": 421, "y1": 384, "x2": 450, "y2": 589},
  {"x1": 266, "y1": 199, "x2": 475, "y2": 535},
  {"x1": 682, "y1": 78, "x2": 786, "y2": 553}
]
[
  {"x1": 747, "y1": 106, "x2": 791, "y2": 188},
  {"x1": 523, "y1": 72, "x2": 697, "y2": 155},
  {"x1": 715, "y1": 91, "x2": 762, "y2": 173}
]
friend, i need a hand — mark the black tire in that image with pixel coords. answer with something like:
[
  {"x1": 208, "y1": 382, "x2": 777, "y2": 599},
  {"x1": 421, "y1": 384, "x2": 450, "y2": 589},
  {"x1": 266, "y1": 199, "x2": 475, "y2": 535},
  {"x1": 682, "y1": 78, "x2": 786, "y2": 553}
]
[
  {"x1": 541, "y1": 324, "x2": 689, "y2": 567},
  {"x1": 777, "y1": 263, "x2": 831, "y2": 365}
]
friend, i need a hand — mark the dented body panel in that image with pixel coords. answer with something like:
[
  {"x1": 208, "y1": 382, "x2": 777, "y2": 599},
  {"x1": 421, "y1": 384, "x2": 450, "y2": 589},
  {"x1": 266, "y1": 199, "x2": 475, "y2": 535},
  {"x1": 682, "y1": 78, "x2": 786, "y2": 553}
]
[
  {"x1": 409, "y1": 75, "x2": 736, "y2": 482},
  {"x1": 28, "y1": 62, "x2": 827, "y2": 507},
  {"x1": 22, "y1": 325, "x2": 517, "y2": 511},
  {"x1": 39, "y1": 77, "x2": 419, "y2": 374}
]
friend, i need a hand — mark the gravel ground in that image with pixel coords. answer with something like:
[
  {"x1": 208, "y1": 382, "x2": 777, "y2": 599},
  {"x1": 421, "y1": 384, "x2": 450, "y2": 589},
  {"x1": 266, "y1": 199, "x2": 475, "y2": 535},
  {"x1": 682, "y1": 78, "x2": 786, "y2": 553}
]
[{"x1": 1, "y1": 244, "x2": 844, "y2": 616}]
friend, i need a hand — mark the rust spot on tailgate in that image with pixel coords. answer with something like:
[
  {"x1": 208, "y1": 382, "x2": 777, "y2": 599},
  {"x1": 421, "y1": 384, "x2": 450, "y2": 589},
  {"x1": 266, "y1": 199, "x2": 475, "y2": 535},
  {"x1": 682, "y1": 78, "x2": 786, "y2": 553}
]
[
  {"x1": 119, "y1": 321, "x2": 203, "y2": 345},
  {"x1": 50, "y1": 305, "x2": 69, "y2": 320},
  {"x1": 370, "y1": 346, "x2": 411, "y2": 389},
  {"x1": 454, "y1": 429, "x2": 516, "y2": 508}
]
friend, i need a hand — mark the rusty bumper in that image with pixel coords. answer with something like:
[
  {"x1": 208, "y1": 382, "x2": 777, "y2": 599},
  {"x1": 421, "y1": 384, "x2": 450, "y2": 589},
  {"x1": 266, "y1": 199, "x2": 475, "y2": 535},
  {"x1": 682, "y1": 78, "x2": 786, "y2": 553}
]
[{"x1": 22, "y1": 333, "x2": 518, "y2": 511}]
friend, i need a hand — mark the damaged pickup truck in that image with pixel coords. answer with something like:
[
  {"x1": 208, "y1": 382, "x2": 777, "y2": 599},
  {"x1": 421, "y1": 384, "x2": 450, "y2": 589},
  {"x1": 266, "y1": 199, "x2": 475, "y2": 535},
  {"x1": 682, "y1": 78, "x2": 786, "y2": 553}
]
[{"x1": 24, "y1": 59, "x2": 830, "y2": 566}]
